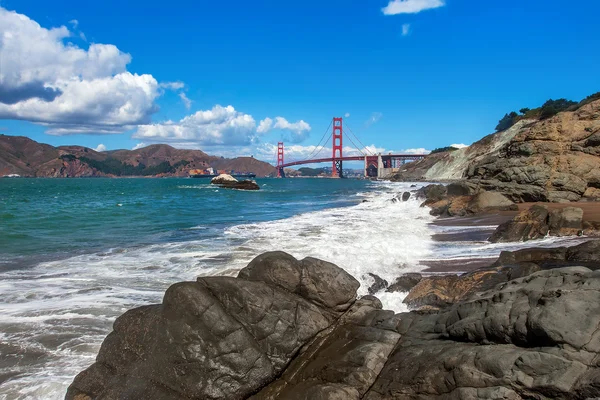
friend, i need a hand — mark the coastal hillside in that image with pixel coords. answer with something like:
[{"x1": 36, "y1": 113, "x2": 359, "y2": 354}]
[
  {"x1": 393, "y1": 96, "x2": 600, "y2": 202},
  {"x1": 0, "y1": 136, "x2": 276, "y2": 177}
]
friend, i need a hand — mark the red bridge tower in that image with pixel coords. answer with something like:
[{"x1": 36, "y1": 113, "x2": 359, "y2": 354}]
[
  {"x1": 276, "y1": 142, "x2": 285, "y2": 178},
  {"x1": 332, "y1": 117, "x2": 343, "y2": 178}
]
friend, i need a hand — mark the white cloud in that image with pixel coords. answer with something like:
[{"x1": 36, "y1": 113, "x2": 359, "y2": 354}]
[
  {"x1": 402, "y1": 24, "x2": 411, "y2": 36},
  {"x1": 345, "y1": 112, "x2": 351, "y2": 118},
  {"x1": 68, "y1": 19, "x2": 78, "y2": 28},
  {"x1": 257, "y1": 117, "x2": 273, "y2": 134},
  {"x1": 0, "y1": 7, "x2": 160, "y2": 134},
  {"x1": 160, "y1": 81, "x2": 185, "y2": 90},
  {"x1": 132, "y1": 142, "x2": 148, "y2": 150},
  {"x1": 179, "y1": 92, "x2": 192, "y2": 110},
  {"x1": 382, "y1": 0, "x2": 445, "y2": 15},
  {"x1": 450, "y1": 143, "x2": 469, "y2": 149},
  {"x1": 94, "y1": 143, "x2": 107, "y2": 152},
  {"x1": 134, "y1": 106, "x2": 312, "y2": 147},
  {"x1": 365, "y1": 112, "x2": 383, "y2": 127},
  {"x1": 400, "y1": 147, "x2": 431, "y2": 154}
]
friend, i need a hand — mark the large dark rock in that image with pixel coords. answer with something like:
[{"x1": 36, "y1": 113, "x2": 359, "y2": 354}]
[
  {"x1": 66, "y1": 252, "x2": 359, "y2": 400},
  {"x1": 218, "y1": 180, "x2": 260, "y2": 191},
  {"x1": 401, "y1": 192, "x2": 411, "y2": 201},
  {"x1": 548, "y1": 206, "x2": 584, "y2": 236},
  {"x1": 366, "y1": 267, "x2": 600, "y2": 399},
  {"x1": 367, "y1": 273, "x2": 388, "y2": 295},
  {"x1": 415, "y1": 184, "x2": 447, "y2": 204},
  {"x1": 386, "y1": 273, "x2": 422, "y2": 293},
  {"x1": 251, "y1": 296, "x2": 401, "y2": 400}
]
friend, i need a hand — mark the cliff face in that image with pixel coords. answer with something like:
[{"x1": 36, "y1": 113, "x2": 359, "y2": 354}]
[
  {"x1": 0, "y1": 136, "x2": 277, "y2": 177},
  {"x1": 393, "y1": 99, "x2": 600, "y2": 202}
]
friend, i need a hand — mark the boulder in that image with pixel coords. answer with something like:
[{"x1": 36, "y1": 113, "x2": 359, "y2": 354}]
[
  {"x1": 548, "y1": 206, "x2": 584, "y2": 236},
  {"x1": 66, "y1": 252, "x2": 359, "y2": 400},
  {"x1": 366, "y1": 267, "x2": 600, "y2": 399},
  {"x1": 466, "y1": 191, "x2": 515, "y2": 213},
  {"x1": 401, "y1": 191, "x2": 411, "y2": 201},
  {"x1": 488, "y1": 205, "x2": 550, "y2": 243},
  {"x1": 386, "y1": 273, "x2": 422, "y2": 293},
  {"x1": 251, "y1": 297, "x2": 401, "y2": 400},
  {"x1": 366, "y1": 273, "x2": 388, "y2": 295},
  {"x1": 211, "y1": 173, "x2": 238, "y2": 184},
  {"x1": 446, "y1": 181, "x2": 478, "y2": 196},
  {"x1": 416, "y1": 184, "x2": 447, "y2": 204},
  {"x1": 211, "y1": 174, "x2": 260, "y2": 190}
]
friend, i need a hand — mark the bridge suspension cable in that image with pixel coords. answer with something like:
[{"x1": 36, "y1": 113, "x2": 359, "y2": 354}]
[
  {"x1": 343, "y1": 121, "x2": 374, "y2": 156},
  {"x1": 302, "y1": 119, "x2": 333, "y2": 162}
]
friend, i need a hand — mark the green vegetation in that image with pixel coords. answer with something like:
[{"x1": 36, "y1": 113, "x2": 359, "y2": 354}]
[
  {"x1": 494, "y1": 91, "x2": 599, "y2": 132},
  {"x1": 430, "y1": 146, "x2": 460, "y2": 154},
  {"x1": 298, "y1": 167, "x2": 325, "y2": 176},
  {"x1": 78, "y1": 157, "x2": 190, "y2": 176},
  {"x1": 59, "y1": 154, "x2": 77, "y2": 162}
]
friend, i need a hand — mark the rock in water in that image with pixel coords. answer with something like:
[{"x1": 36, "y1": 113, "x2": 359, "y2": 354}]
[
  {"x1": 387, "y1": 273, "x2": 422, "y2": 293},
  {"x1": 401, "y1": 192, "x2": 411, "y2": 201},
  {"x1": 367, "y1": 273, "x2": 389, "y2": 295},
  {"x1": 211, "y1": 174, "x2": 260, "y2": 190},
  {"x1": 210, "y1": 173, "x2": 238, "y2": 184}
]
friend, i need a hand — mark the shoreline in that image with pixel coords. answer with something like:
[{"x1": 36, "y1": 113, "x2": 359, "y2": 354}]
[{"x1": 419, "y1": 205, "x2": 600, "y2": 275}]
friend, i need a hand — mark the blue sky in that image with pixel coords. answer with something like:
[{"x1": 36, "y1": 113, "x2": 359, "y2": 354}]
[{"x1": 1, "y1": 0, "x2": 599, "y2": 163}]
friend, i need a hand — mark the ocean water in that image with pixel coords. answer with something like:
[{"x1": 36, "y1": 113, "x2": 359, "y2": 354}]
[{"x1": 0, "y1": 178, "x2": 586, "y2": 399}]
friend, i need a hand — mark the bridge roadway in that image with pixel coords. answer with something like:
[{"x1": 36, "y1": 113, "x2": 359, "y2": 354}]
[{"x1": 280, "y1": 154, "x2": 426, "y2": 168}]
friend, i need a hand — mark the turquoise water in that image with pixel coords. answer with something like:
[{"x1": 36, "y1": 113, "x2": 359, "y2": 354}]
[{"x1": 0, "y1": 178, "x2": 366, "y2": 270}]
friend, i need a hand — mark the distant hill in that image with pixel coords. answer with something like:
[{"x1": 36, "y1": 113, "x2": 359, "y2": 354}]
[{"x1": 0, "y1": 136, "x2": 276, "y2": 178}]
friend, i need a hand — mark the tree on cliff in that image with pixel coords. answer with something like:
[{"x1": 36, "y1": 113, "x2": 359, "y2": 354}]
[{"x1": 495, "y1": 111, "x2": 518, "y2": 132}]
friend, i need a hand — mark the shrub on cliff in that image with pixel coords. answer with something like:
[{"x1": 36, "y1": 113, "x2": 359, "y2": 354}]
[
  {"x1": 495, "y1": 111, "x2": 519, "y2": 132},
  {"x1": 430, "y1": 146, "x2": 460, "y2": 154}
]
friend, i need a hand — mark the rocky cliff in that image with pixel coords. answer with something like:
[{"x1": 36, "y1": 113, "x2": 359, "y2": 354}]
[
  {"x1": 0, "y1": 136, "x2": 277, "y2": 177},
  {"x1": 68, "y1": 245, "x2": 600, "y2": 400},
  {"x1": 393, "y1": 99, "x2": 600, "y2": 202}
]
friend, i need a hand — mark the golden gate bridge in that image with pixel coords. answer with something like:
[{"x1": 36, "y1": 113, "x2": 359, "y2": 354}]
[{"x1": 274, "y1": 117, "x2": 427, "y2": 178}]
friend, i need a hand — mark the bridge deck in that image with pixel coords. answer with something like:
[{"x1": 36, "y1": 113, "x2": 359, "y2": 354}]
[{"x1": 281, "y1": 154, "x2": 426, "y2": 168}]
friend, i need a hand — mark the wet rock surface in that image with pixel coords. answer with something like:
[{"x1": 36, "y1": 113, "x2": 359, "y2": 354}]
[
  {"x1": 490, "y1": 205, "x2": 583, "y2": 243},
  {"x1": 68, "y1": 242, "x2": 600, "y2": 400},
  {"x1": 211, "y1": 174, "x2": 260, "y2": 190}
]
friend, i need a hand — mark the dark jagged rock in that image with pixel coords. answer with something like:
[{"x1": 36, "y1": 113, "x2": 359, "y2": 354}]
[
  {"x1": 403, "y1": 239, "x2": 600, "y2": 310},
  {"x1": 366, "y1": 273, "x2": 388, "y2": 295},
  {"x1": 251, "y1": 296, "x2": 400, "y2": 400},
  {"x1": 67, "y1": 252, "x2": 359, "y2": 400},
  {"x1": 386, "y1": 273, "x2": 422, "y2": 293},
  {"x1": 366, "y1": 267, "x2": 600, "y2": 399},
  {"x1": 415, "y1": 184, "x2": 447, "y2": 204},
  {"x1": 218, "y1": 179, "x2": 260, "y2": 191}
]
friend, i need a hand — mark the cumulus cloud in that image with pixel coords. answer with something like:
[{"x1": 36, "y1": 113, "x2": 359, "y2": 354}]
[
  {"x1": 382, "y1": 0, "x2": 445, "y2": 15},
  {"x1": 94, "y1": 143, "x2": 107, "y2": 152},
  {"x1": 402, "y1": 24, "x2": 411, "y2": 36},
  {"x1": 257, "y1": 117, "x2": 273, "y2": 134},
  {"x1": 345, "y1": 112, "x2": 351, "y2": 118},
  {"x1": 255, "y1": 116, "x2": 311, "y2": 143},
  {"x1": 400, "y1": 147, "x2": 430, "y2": 154},
  {"x1": 133, "y1": 105, "x2": 312, "y2": 147},
  {"x1": 0, "y1": 7, "x2": 160, "y2": 134},
  {"x1": 179, "y1": 92, "x2": 192, "y2": 110},
  {"x1": 450, "y1": 143, "x2": 469, "y2": 149}
]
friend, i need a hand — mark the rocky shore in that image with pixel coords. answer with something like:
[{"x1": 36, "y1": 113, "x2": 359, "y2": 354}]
[{"x1": 67, "y1": 237, "x2": 600, "y2": 399}]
